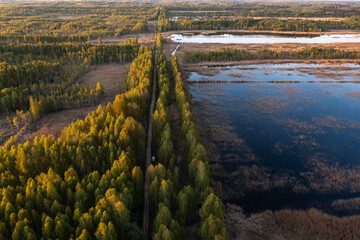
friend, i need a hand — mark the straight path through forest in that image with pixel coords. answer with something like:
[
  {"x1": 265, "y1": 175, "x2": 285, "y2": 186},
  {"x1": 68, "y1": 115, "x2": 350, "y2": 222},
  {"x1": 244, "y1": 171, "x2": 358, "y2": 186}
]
[{"x1": 143, "y1": 31, "x2": 158, "y2": 240}]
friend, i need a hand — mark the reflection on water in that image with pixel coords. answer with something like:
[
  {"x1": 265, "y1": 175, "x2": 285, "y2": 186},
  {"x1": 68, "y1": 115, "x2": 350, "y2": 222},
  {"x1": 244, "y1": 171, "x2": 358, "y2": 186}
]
[
  {"x1": 170, "y1": 33, "x2": 360, "y2": 44},
  {"x1": 188, "y1": 63, "x2": 360, "y2": 215}
]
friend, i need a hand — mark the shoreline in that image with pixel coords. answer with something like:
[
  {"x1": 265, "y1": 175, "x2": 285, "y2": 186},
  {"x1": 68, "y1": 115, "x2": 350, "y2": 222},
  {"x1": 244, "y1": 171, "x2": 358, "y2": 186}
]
[{"x1": 162, "y1": 29, "x2": 360, "y2": 37}]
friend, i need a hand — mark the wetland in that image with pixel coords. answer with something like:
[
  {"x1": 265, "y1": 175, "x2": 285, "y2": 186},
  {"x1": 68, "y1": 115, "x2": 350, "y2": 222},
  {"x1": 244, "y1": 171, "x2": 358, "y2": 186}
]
[{"x1": 188, "y1": 62, "x2": 360, "y2": 216}]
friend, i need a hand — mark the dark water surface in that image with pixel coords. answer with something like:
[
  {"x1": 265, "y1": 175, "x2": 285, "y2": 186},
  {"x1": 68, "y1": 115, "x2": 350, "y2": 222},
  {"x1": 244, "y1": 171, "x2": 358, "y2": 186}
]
[{"x1": 188, "y1": 63, "x2": 360, "y2": 215}]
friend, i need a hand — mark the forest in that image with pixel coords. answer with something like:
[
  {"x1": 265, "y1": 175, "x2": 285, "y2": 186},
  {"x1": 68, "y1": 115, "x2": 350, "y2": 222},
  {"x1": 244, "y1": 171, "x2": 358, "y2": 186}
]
[
  {"x1": 0, "y1": 3, "x2": 158, "y2": 43},
  {"x1": 0, "y1": 39, "x2": 139, "y2": 136},
  {"x1": 169, "y1": 54, "x2": 227, "y2": 240},
  {"x1": 0, "y1": 15, "x2": 227, "y2": 238},
  {"x1": 0, "y1": 45, "x2": 154, "y2": 239}
]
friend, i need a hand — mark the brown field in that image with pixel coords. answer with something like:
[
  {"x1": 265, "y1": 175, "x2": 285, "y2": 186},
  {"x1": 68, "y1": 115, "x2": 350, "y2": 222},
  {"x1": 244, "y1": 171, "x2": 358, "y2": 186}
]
[
  {"x1": 79, "y1": 64, "x2": 130, "y2": 106},
  {"x1": 1, "y1": 63, "x2": 129, "y2": 146}
]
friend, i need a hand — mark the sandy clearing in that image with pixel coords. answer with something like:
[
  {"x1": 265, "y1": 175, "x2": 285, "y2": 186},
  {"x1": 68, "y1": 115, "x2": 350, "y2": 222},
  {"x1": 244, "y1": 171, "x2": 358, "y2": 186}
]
[
  {"x1": 79, "y1": 63, "x2": 130, "y2": 106},
  {"x1": 4, "y1": 63, "x2": 130, "y2": 146}
]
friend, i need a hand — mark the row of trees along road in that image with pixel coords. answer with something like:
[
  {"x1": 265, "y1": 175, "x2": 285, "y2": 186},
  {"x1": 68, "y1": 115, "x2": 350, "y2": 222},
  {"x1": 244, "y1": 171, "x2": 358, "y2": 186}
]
[
  {"x1": 149, "y1": 33, "x2": 228, "y2": 239},
  {"x1": 150, "y1": 35, "x2": 187, "y2": 239},
  {"x1": 170, "y1": 55, "x2": 228, "y2": 240}
]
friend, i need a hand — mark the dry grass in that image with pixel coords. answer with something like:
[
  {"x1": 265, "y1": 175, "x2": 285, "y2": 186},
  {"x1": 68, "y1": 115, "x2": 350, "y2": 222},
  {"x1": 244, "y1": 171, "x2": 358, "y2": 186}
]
[
  {"x1": 332, "y1": 198, "x2": 360, "y2": 212},
  {"x1": 303, "y1": 153, "x2": 360, "y2": 194},
  {"x1": 197, "y1": 68, "x2": 221, "y2": 76},
  {"x1": 274, "y1": 208, "x2": 360, "y2": 240},
  {"x1": 227, "y1": 165, "x2": 302, "y2": 194},
  {"x1": 294, "y1": 66, "x2": 360, "y2": 80},
  {"x1": 226, "y1": 204, "x2": 360, "y2": 240},
  {"x1": 79, "y1": 64, "x2": 130, "y2": 106}
]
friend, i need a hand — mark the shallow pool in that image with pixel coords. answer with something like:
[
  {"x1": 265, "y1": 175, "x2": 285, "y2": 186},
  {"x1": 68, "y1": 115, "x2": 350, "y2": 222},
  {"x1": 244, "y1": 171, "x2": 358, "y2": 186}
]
[{"x1": 188, "y1": 63, "x2": 360, "y2": 215}]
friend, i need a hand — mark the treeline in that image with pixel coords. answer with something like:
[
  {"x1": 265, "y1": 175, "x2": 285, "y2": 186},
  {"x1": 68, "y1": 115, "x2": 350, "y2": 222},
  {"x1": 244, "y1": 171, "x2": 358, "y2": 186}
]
[
  {"x1": 164, "y1": 2, "x2": 360, "y2": 18},
  {"x1": 0, "y1": 39, "x2": 139, "y2": 116},
  {"x1": 150, "y1": 43, "x2": 185, "y2": 239},
  {"x1": 325, "y1": 16, "x2": 360, "y2": 30},
  {"x1": 0, "y1": 35, "x2": 89, "y2": 44},
  {"x1": 0, "y1": 38, "x2": 139, "y2": 65},
  {"x1": 0, "y1": 2, "x2": 158, "y2": 17},
  {"x1": 158, "y1": 8, "x2": 170, "y2": 33},
  {"x1": 184, "y1": 47, "x2": 360, "y2": 63},
  {"x1": 0, "y1": 46, "x2": 155, "y2": 239},
  {"x1": 170, "y1": 55, "x2": 228, "y2": 239}
]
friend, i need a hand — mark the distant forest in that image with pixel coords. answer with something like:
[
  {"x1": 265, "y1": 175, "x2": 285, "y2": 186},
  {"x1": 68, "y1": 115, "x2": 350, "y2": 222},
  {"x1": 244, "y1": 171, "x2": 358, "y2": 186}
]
[{"x1": 165, "y1": 1, "x2": 360, "y2": 18}]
